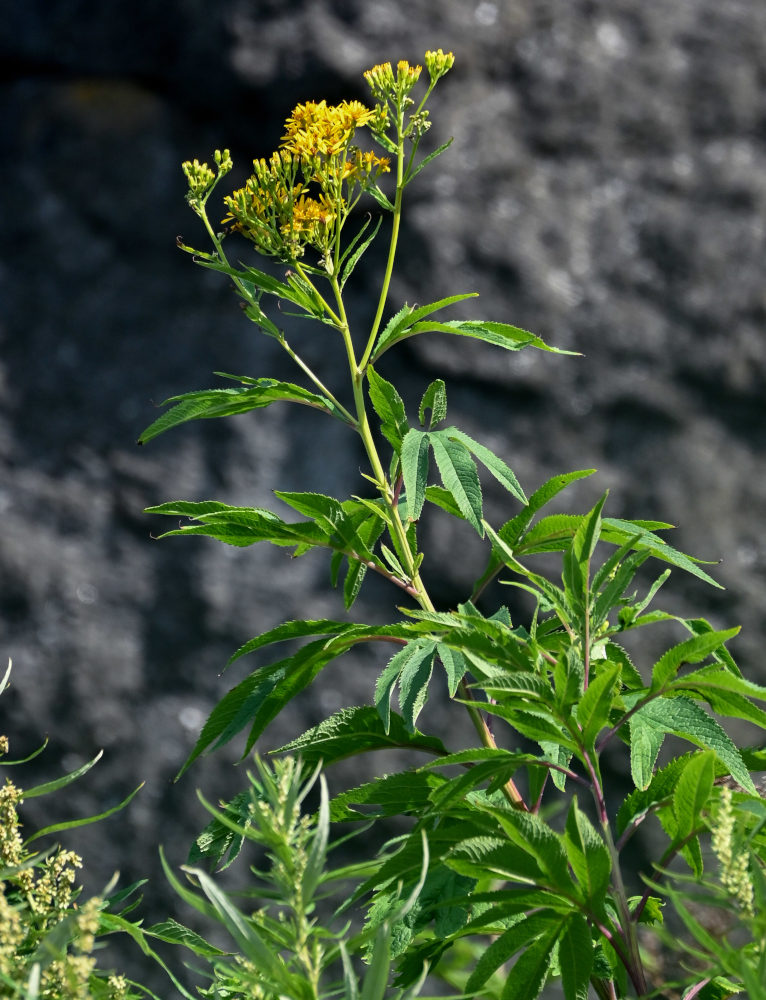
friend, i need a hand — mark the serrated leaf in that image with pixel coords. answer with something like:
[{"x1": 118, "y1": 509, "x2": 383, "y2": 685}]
[
  {"x1": 501, "y1": 919, "x2": 563, "y2": 1000},
  {"x1": 481, "y1": 806, "x2": 571, "y2": 891},
  {"x1": 562, "y1": 493, "x2": 607, "y2": 610},
  {"x1": 630, "y1": 696, "x2": 755, "y2": 793},
  {"x1": 436, "y1": 643, "x2": 467, "y2": 697},
  {"x1": 371, "y1": 294, "x2": 479, "y2": 361},
  {"x1": 329, "y1": 771, "x2": 445, "y2": 822},
  {"x1": 226, "y1": 618, "x2": 354, "y2": 668},
  {"x1": 399, "y1": 641, "x2": 437, "y2": 733},
  {"x1": 367, "y1": 366, "x2": 410, "y2": 451},
  {"x1": 473, "y1": 470, "x2": 596, "y2": 593},
  {"x1": 146, "y1": 501, "x2": 328, "y2": 550},
  {"x1": 464, "y1": 914, "x2": 549, "y2": 995},
  {"x1": 442, "y1": 426, "x2": 527, "y2": 504},
  {"x1": 602, "y1": 517, "x2": 723, "y2": 589},
  {"x1": 429, "y1": 431, "x2": 483, "y2": 534},
  {"x1": 564, "y1": 800, "x2": 611, "y2": 909},
  {"x1": 418, "y1": 379, "x2": 448, "y2": 429},
  {"x1": 559, "y1": 914, "x2": 593, "y2": 1000},
  {"x1": 400, "y1": 429, "x2": 430, "y2": 521},
  {"x1": 187, "y1": 790, "x2": 252, "y2": 871},
  {"x1": 576, "y1": 662, "x2": 621, "y2": 749},
  {"x1": 375, "y1": 643, "x2": 419, "y2": 733},
  {"x1": 375, "y1": 318, "x2": 575, "y2": 363},
  {"x1": 178, "y1": 639, "x2": 338, "y2": 777},
  {"x1": 138, "y1": 380, "x2": 347, "y2": 445},
  {"x1": 424, "y1": 484, "x2": 465, "y2": 519},
  {"x1": 651, "y1": 628, "x2": 740, "y2": 690},
  {"x1": 143, "y1": 919, "x2": 225, "y2": 957},
  {"x1": 274, "y1": 706, "x2": 447, "y2": 764},
  {"x1": 629, "y1": 710, "x2": 667, "y2": 790},
  {"x1": 673, "y1": 750, "x2": 715, "y2": 842},
  {"x1": 617, "y1": 754, "x2": 692, "y2": 835}
]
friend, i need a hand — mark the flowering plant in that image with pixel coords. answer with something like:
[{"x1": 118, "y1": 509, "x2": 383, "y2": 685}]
[{"x1": 139, "y1": 51, "x2": 766, "y2": 1000}]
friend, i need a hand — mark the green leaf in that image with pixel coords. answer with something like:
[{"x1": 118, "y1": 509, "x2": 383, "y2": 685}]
[
  {"x1": 602, "y1": 517, "x2": 723, "y2": 589},
  {"x1": 22, "y1": 751, "x2": 103, "y2": 799},
  {"x1": 617, "y1": 754, "x2": 691, "y2": 835},
  {"x1": 441, "y1": 426, "x2": 527, "y2": 504},
  {"x1": 559, "y1": 914, "x2": 593, "y2": 1000},
  {"x1": 436, "y1": 643, "x2": 467, "y2": 697},
  {"x1": 672, "y1": 750, "x2": 715, "y2": 842},
  {"x1": 340, "y1": 214, "x2": 383, "y2": 288},
  {"x1": 418, "y1": 379, "x2": 447, "y2": 430},
  {"x1": 145, "y1": 500, "x2": 330, "y2": 550},
  {"x1": 197, "y1": 258, "x2": 293, "y2": 301},
  {"x1": 464, "y1": 913, "x2": 554, "y2": 995},
  {"x1": 274, "y1": 706, "x2": 447, "y2": 764},
  {"x1": 564, "y1": 800, "x2": 611, "y2": 909},
  {"x1": 576, "y1": 662, "x2": 621, "y2": 749},
  {"x1": 481, "y1": 806, "x2": 571, "y2": 891},
  {"x1": 187, "y1": 790, "x2": 252, "y2": 871},
  {"x1": 651, "y1": 628, "x2": 740, "y2": 690},
  {"x1": 226, "y1": 618, "x2": 354, "y2": 668},
  {"x1": 178, "y1": 639, "x2": 339, "y2": 776},
  {"x1": 629, "y1": 710, "x2": 668, "y2": 791},
  {"x1": 562, "y1": 493, "x2": 607, "y2": 610},
  {"x1": 400, "y1": 429, "x2": 430, "y2": 521},
  {"x1": 367, "y1": 366, "x2": 410, "y2": 451},
  {"x1": 375, "y1": 644, "x2": 416, "y2": 733},
  {"x1": 143, "y1": 918, "x2": 226, "y2": 957},
  {"x1": 501, "y1": 920, "x2": 563, "y2": 1000},
  {"x1": 192, "y1": 867, "x2": 288, "y2": 980},
  {"x1": 375, "y1": 318, "x2": 575, "y2": 362},
  {"x1": 138, "y1": 380, "x2": 348, "y2": 445},
  {"x1": 398, "y1": 641, "x2": 437, "y2": 733},
  {"x1": 429, "y1": 431, "x2": 483, "y2": 534},
  {"x1": 473, "y1": 470, "x2": 596, "y2": 593},
  {"x1": 424, "y1": 484, "x2": 464, "y2": 519},
  {"x1": 630, "y1": 696, "x2": 755, "y2": 793},
  {"x1": 403, "y1": 137, "x2": 455, "y2": 186},
  {"x1": 25, "y1": 783, "x2": 143, "y2": 842},
  {"x1": 329, "y1": 771, "x2": 445, "y2": 822},
  {"x1": 371, "y1": 294, "x2": 479, "y2": 361}
]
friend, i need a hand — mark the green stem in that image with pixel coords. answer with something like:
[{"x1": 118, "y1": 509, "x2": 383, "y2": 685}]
[
  {"x1": 197, "y1": 208, "x2": 355, "y2": 424},
  {"x1": 359, "y1": 114, "x2": 406, "y2": 372},
  {"x1": 331, "y1": 270, "x2": 527, "y2": 810},
  {"x1": 583, "y1": 748, "x2": 647, "y2": 996}
]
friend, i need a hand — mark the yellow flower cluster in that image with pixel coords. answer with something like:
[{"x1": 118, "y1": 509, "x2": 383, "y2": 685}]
[
  {"x1": 183, "y1": 51, "x2": 453, "y2": 266},
  {"x1": 281, "y1": 99, "x2": 375, "y2": 157},
  {"x1": 222, "y1": 99, "x2": 388, "y2": 263}
]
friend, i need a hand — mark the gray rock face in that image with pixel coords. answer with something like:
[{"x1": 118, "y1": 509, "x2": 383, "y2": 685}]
[{"x1": 2, "y1": 0, "x2": 765, "y2": 989}]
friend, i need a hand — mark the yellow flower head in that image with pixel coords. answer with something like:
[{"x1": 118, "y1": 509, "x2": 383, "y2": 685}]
[{"x1": 281, "y1": 100, "x2": 375, "y2": 158}]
